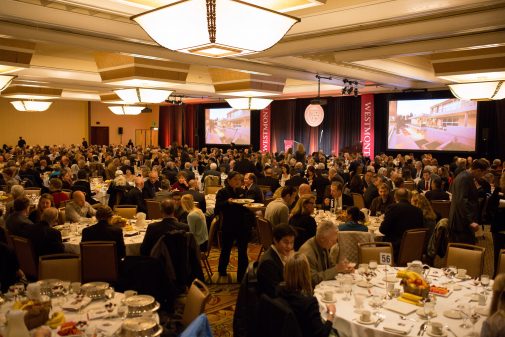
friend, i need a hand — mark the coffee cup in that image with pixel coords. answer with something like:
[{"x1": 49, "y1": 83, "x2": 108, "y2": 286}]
[
  {"x1": 61, "y1": 229, "x2": 70, "y2": 237},
  {"x1": 457, "y1": 269, "x2": 467, "y2": 278},
  {"x1": 360, "y1": 310, "x2": 372, "y2": 322},
  {"x1": 124, "y1": 290, "x2": 138, "y2": 298},
  {"x1": 358, "y1": 264, "x2": 369, "y2": 272},
  {"x1": 323, "y1": 291, "x2": 334, "y2": 302},
  {"x1": 430, "y1": 322, "x2": 443, "y2": 335}
]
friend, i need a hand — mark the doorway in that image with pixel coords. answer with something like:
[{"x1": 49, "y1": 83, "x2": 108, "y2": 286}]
[
  {"x1": 90, "y1": 126, "x2": 109, "y2": 146},
  {"x1": 135, "y1": 129, "x2": 158, "y2": 148}
]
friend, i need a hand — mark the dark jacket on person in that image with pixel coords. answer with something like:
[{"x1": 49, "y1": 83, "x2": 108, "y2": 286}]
[
  {"x1": 81, "y1": 220, "x2": 126, "y2": 259},
  {"x1": 425, "y1": 189, "x2": 450, "y2": 201},
  {"x1": 215, "y1": 186, "x2": 254, "y2": 233},
  {"x1": 257, "y1": 247, "x2": 284, "y2": 298},
  {"x1": 363, "y1": 183, "x2": 378, "y2": 208},
  {"x1": 182, "y1": 189, "x2": 207, "y2": 213},
  {"x1": 72, "y1": 180, "x2": 96, "y2": 204},
  {"x1": 29, "y1": 221, "x2": 64, "y2": 258},
  {"x1": 140, "y1": 217, "x2": 189, "y2": 256},
  {"x1": 122, "y1": 187, "x2": 147, "y2": 214},
  {"x1": 0, "y1": 242, "x2": 19, "y2": 293},
  {"x1": 289, "y1": 214, "x2": 317, "y2": 250},
  {"x1": 143, "y1": 180, "x2": 162, "y2": 200},
  {"x1": 369, "y1": 194, "x2": 395, "y2": 216},
  {"x1": 6, "y1": 212, "x2": 34, "y2": 237},
  {"x1": 285, "y1": 175, "x2": 308, "y2": 188},
  {"x1": 312, "y1": 176, "x2": 330, "y2": 204},
  {"x1": 257, "y1": 176, "x2": 280, "y2": 195},
  {"x1": 244, "y1": 183, "x2": 264, "y2": 203}
]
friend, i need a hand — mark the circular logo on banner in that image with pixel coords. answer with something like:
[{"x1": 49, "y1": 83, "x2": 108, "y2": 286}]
[{"x1": 304, "y1": 104, "x2": 324, "y2": 127}]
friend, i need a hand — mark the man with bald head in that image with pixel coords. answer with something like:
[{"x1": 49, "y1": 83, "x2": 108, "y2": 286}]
[
  {"x1": 65, "y1": 190, "x2": 96, "y2": 223},
  {"x1": 143, "y1": 170, "x2": 162, "y2": 199},
  {"x1": 122, "y1": 176, "x2": 147, "y2": 213}
]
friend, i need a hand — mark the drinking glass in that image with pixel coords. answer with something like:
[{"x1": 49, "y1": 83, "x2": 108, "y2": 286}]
[
  {"x1": 117, "y1": 304, "x2": 128, "y2": 320},
  {"x1": 468, "y1": 311, "x2": 480, "y2": 337},
  {"x1": 423, "y1": 301, "x2": 435, "y2": 325},
  {"x1": 354, "y1": 293, "x2": 366, "y2": 312},
  {"x1": 369, "y1": 260, "x2": 378, "y2": 274},
  {"x1": 105, "y1": 287, "x2": 115, "y2": 300},
  {"x1": 342, "y1": 278, "x2": 353, "y2": 301},
  {"x1": 458, "y1": 304, "x2": 472, "y2": 329},
  {"x1": 480, "y1": 274, "x2": 490, "y2": 293}
]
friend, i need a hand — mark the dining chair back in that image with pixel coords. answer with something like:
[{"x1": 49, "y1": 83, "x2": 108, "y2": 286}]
[
  {"x1": 204, "y1": 175, "x2": 220, "y2": 188},
  {"x1": 61, "y1": 189, "x2": 72, "y2": 199},
  {"x1": 80, "y1": 241, "x2": 118, "y2": 284},
  {"x1": 201, "y1": 215, "x2": 220, "y2": 281},
  {"x1": 204, "y1": 186, "x2": 222, "y2": 195},
  {"x1": 430, "y1": 200, "x2": 451, "y2": 219},
  {"x1": 181, "y1": 279, "x2": 210, "y2": 327},
  {"x1": 24, "y1": 187, "x2": 42, "y2": 196},
  {"x1": 397, "y1": 228, "x2": 429, "y2": 266},
  {"x1": 146, "y1": 200, "x2": 162, "y2": 220},
  {"x1": 351, "y1": 193, "x2": 365, "y2": 209},
  {"x1": 39, "y1": 254, "x2": 81, "y2": 282},
  {"x1": 114, "y1": 205, "x2": 137, "y2": 219},
  {"x1": 358, "y1": 242, "x2": 394, "y2": 265},
  {"x1": 403, "y1": 181, "x2": 416, "y2": 191},
  {"x1": 445, "y1": 243, "x2": 485, "y2": 278},
  {"x1": 58, "y1": 207, "x2": 66, "y2": 224},
  {"x1": 12, "y1": 235, "x2": 38, "y2": 280},
  {"x1": 337, "y1": 231, "x2": 372, "y2": 264},
  {"x1": 497, "y1": 249, "x2": 505, "y2": 275},
  {"x1": 258, "y1": 185, "x2": 272, "y2": 198},
  {"x1": 256, "y1": 217, "x2": 274, "y2": 261}
]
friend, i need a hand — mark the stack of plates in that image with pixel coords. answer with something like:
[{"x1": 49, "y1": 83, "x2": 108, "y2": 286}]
[
  {"x1": 124, "y1": 295, "x2": 160, "y2": 317},
  {"x1": 81, "y1": 282, "x2": 109, "y2": 300},
  {"x1": 120, "y1": 317, "x2": 162, "y2": 337}
]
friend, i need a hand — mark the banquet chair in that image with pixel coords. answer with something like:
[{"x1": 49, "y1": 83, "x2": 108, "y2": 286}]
[
  {"x1": 114, "y1": 205, "x2": 137, "y2": 219},
  {"x1": 61, "y1": 189, "x2": 72, "y2": 199},
  {"x1": 358, "y1": 242, "x2": 394, "y2": 265},
  {"x1": 146, "y1": 200, "x2": 162, "y2": 220},
  {"x1": 203, "y1": 175, "x2": 220, "y2": 188},
  {"x1": 396, "y1": 228, "x2": 429, "y2": 266},
  {"x1": 430, "y1": 200, "x2": 451, "y2": 219},
  {"x1": 58, "y1": 207, "x2": 66, "y2": 224},
  {"x1": 403, "y1": 181, "x2": 416, "y2": 191},
  {"x1": 39, "y1": 254, "x2": 81, "y2": 282},
  {"x1": 337, "y1": 231, "x2": 372, "y2": 264},
  {"x1": 24, "y1": 187, "x2": 42, "y2": 196},
  {"x1": 204, "y1": 185, "x2": 221, "y2": 195},
  {"x1": 497, "y1": 249, "x2": 505, "y2": 275},
  {"x1": 11, "y1": 235, "x2": 38, "y2": 280},
  {"x1": 201, "y1": 215, "x2": 220, "y2": 282},
  {"x1": 445, "y1": 243, "x2": 485, "y2": 278},
  {"x1": 257, "y1": 294, "x2": 303, "y2": 337},
  {"x1": 258, "y1": 185, "x2": 272, "y2": 198},
  {"x1": 351, "y1": 193, "x2": 365, "y2": 209},
  {"x1": 80, "y1": 241, "x2": 118, "y2": 284},
  {"x1": 181, "y1": 279, "x2": 210, "y2": 327},
  {"x1": 256, "y1": 217, "x2": 273, "y2": 261}
]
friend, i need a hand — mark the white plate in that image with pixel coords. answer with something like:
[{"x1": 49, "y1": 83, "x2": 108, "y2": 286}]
[
  {"x1": 245, "y1": 203, "x2": 264, "y2": 208},
  {"x1": 443, "y1": 309, "x2": 462, "y2": 319},
  {"x1": 416, "y1": 308, "x2": 438, "y2": 318},
  {"x1": 426, "y1": 331, "x2": 447, "y2": 337},
  {"x1": 320, "y1": 298, "x2": 337, "y2": 303},
  {"x1": 356, "y1": 280, "x2": 373, "y2": 288},
  {"x1": 356, "y1": 315, "x2": 378, "y2": 325},
  {"x1": 382, "y1": 276, "x2": 399, "y2": 283},
  {"x1": 231, "y1": 198, "x2": 254, "y2": 204},
  {"x1": 455, "y1": 275, "x2": 471, "y2": 280}
]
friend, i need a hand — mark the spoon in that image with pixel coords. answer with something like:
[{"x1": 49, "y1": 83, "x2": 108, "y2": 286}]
[{"x1": 399, "y1": 315, "x2": 418, "y2": 322}]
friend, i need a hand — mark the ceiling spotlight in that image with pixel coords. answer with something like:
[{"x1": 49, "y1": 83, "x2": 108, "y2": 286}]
[
  {"x1": 342, "y1": 79, "x2": 359, "y2": 97},
  {"x1": 166, "y1": 94, "x2": 184, "y2": 105}
]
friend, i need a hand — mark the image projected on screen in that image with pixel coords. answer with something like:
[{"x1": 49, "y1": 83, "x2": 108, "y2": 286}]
[
  {"x1": 205, "y1": 108, "x2": 251, "y2": 145},
  {"x1": 388, "y1": 98, "x2": 477, "y2": 152}
]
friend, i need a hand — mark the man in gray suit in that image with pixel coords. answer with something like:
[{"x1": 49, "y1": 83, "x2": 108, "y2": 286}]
[{"x1": 299, "y1": 220, "x2": 354, "y2": 285}]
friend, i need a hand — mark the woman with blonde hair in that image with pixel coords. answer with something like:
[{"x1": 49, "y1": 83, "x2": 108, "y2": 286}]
[
  {"x1": 481, "y1": 273, "x2": 505, "y2": 337},
  {"x1": 411, "y1": 191, "x2": 437, "y2": 231},
  {"x1": 278, "y1": 253, "x2": 336, "y2": 337},
  {"x1": 181, "y1": 194, "x2": 209, "y2": 251},
  {"x1": 289, "y1": 194, "x2": 317, "y2": 250}
]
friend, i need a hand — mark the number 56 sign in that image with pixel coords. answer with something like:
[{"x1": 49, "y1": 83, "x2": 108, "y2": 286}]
[{"x1": 379, "y1": 252, "x2": 392, "y2": 265}]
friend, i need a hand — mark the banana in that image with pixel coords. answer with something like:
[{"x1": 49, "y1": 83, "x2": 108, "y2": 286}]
[
  {"x1": 398, "y1": 297, "x2": 422, "y2": 306},
  {"x1": 19, "y1": 301, "x2": 34, "y2": 310},
  {"x1": 46, "y1": 312, "x2": 65, "y2": 329},
  {"x1": 401, "y1": 292, "x2": 423, "y2": 302}
]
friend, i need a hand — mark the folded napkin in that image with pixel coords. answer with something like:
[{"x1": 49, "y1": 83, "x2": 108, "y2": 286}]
[
  {"x1": 383, "y1": 322, "x2": 412, "y2": 335},
  {"x1": 62, "y1": 296, "x2": 92, "y2": 311},
  {"x1": 90, "y1": 320, "x2": 122, "y2": 336},
  {"x1": 383, "y1": 300, "x2": 418, "y2": 315}
]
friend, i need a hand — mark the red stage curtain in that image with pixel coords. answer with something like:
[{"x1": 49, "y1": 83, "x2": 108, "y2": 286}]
[{"x1": 159, "y1": 105, "x2": 197, "y2": 148}]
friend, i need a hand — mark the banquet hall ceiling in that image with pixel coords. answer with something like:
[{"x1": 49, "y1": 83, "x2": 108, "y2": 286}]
[{"x1": 0, "y1": 0, "x2": 504, "y2": 103}]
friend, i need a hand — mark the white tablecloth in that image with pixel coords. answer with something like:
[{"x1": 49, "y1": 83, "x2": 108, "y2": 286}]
[
  {"x1": 315, "y1": 213, "x2": 384, "y2": 239},
  {"x1": 315, "y1": 266, "x2": 490, "y2": 337}
]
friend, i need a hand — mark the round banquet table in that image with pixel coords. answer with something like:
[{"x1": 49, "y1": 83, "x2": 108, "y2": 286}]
[
  {"x1": 314, "y1": 212, "x2": 385, "y2": 239},
  {"x1": 0, "y1": 291, "x2": 159, "y2": 337},
  {"x1": 315, "y1": 266, "x2": 492, "y2": 337}
]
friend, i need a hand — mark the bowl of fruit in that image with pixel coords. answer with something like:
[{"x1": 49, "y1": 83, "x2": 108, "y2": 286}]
[{"x1": 396, "y1": 270, "x2": 430, "y2": 298}]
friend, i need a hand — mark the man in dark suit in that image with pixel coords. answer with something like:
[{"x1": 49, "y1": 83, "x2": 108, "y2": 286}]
[
  {"x1": 417, "y1": 169, "x2": 433, "y2": 192},
  {"x1": 122, "y1": 176, "x2": 147, "y2": 213},
  {"x1": 244, "y1": 173, "x2": 264, "y2": 203},
  {"x1": 323, "y1": 182, "x2": 353, "y2": 211},
  {"x1": 448, "y1": 159, "x2": 489, "y2": 244},
  {"x1": 201, "y1": 162, "x2": 221, "y2": 185},
  {"x1": 6, "y1": 197, "x2": 34, "y2": 237},
  {"x1": 257, "y1": 167, "x2": 280, "y2": 195},
  {"x1": 71, "y1": 169, "x2": 97, "y2": 204},
  {"x1": 143, "y1": 171, "x2": 162, "y2": 199},
  {"x1": 257, "y1": 225, "x2": 296, "y2": 297},
  {"x1": 285, "y1": 168, "x2": 308, "y2": 188},
  {"x1": 30, "y1": 207, "x2": 64, "y2": 258},
  {"x1": 379, "y1": 188, "x2": 424, "y2": 259},
  {"x1": 181, "y1": 162, "x2": 196, "y2": 182},
  {"x1": 140, "y1": 199, "x2": 189, "y2": 256},
  {"x1": 81, "y1": 205, "x2": 126, "y2": 259},
  {"x1": 363, "y1": 174, "x2": 379, "y2": 208},
  {"x1": 182, "y1": 180, "x2": 206, "y2": 211}
]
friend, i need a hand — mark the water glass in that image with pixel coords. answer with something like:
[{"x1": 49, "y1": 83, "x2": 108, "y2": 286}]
[
  {"x1": 480, "y1": 274, "x2": 490, "y2": 292},
  {"x1": 369, "y1": 260, "x2": 378, "y2": 271},
  {"x1": 105, "y1": 287, "x2": 115, "y2": 300}
]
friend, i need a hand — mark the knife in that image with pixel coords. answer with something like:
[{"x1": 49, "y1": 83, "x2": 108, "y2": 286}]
[
  {"x1": 421, "y1": 323, "x2": 428, "y2": 336},
  {"x1": 374, "y1": 317, "x2": 383, "y2": 328},
  {"x1": 417, "y1": 322, "x2": 426, "y2": 336}
]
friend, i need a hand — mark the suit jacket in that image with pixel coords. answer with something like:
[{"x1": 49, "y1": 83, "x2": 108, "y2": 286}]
[
  {"x1": 425, "y1": 190, "x2": 450, "y2": 201},
  {"x1": 143, "y1": 180, "x2": 162, "y2": 199},
  {"x1": 140, "y1": 217, "x2": 189, "y2": 256},
  {"x1": 285, "y1": 175, "x2": 308, "y2": 188},
  {"x1": 181, "y1": 169, "x2": 195, "y2": 182},
  {"x1": 29, "y1": 221, "x2": 64, "y2": 258},
  {"x1": 417, "y1": 178, "x2": 432, "y2": 192},
  {"x1": 81, "y1": 220, "x2": 126, "y2": 259},
  {"x1": 257, "y1": 176, "x2": 280, "y2": 194},
  {"x1": 379, "y1": 200, "x2": 424, "y2": 256},
  {"x1": 289, "y1": 214, "x2": 317, "y2": 250},
  {"x1": 122, "y1": 187, "x2": 147, "y2": 213},
  {"x1": 71, "y1": 180, "x2": 94, "y2": 203},
  {"x1": 182, "y1": 189, "x2": 206, "y2": 212},
  {"x1": 6, "y1": 212, "x2": 34, "y2": 237},
  {"x1": 257, "y1": 247, "x2": 284, "y2": 298},
  {"x1": 299, "y1": 237, "x2": 337, "y2": 286},
  {"x1": 363, "y1": 183, "x2": 378, "y2": 208},
  {"x1": 244, "y1": 183, "x2": 264, "y2": 203},
  {"x1": 448, "y1": 170, "x2": 479, "y2": 244}
]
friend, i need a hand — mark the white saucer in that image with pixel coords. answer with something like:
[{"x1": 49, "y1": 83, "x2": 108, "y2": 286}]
[
  {"x1": 443, "y1": 309, "x2": 462, "y2": 319},
  {"x1": 382, "y1": 276, "x2": 398, "y2": 283},
  {"x1": 427, "y1": 331, "x2": 447, "y2": 337},
  {"x1": 356, "y1": 280, "x2": 373, "y2": 288},
  {"x1": 416, "y1": 308, "x2": 438, "y2": 318},
  {"x1": 455, "y1": 275, "x2": 471, "y2": 280},
  {"x1": 356, "y1": 315, "x2": 377, "y2": 325},
  {"x1": 321, "y1": 298, "x2": 337, "y2": 303}
]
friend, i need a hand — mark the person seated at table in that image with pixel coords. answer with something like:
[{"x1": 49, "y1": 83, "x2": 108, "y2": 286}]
[
  {"x1": 71, "y1": 169, "x2": 97, "y2": 205},
  {"x1": 299, "y1": 220, "x2": 354, "y2": 286},
  {"x1": 65, "y1": 190, "x2": 97, "y2": 223},
  {"x1": 181, "y1": 194, "x2": 208, "y2": 251},
  {"x1": 257, "y1": 224, "x2": 296, "y2": 298},
  {"x1": 140, "y1": 199, "x2": 189, "y2": 256},
  {"x1": 338, "y1": 207, "x2": 368, "y2": 232},
  {"x1": 264, "y1": 185, "x2": 297, "y2": 227},
  {"x1": 49, "y1": 178, "x2": 69, "y2": 208},
  {"x1": 169, "y1": 191, "x2": 188, "y2": 224},
  {"x1": 379, "y1": 188, "x2": 424, "y2": 260},
  {"x1": 81, "y1": 205, "x2": 126, "y2": 259},
  {"x1": 143, "y1": 170, "x2": 162, "y2": 199},
  {"x1": 122, "y1": 176, "x2": 147, "y2": 214},
  {"x1": 182, "y1": 179, "x2": 206, "y2": 211},
  {"x1": 369, "y1": 183, "x2": 395, "y2": 216},
  {"x1": 155, "y1": 179, "x2": 172, "y2": 202},
  {"x1": 243, "y1": 173, "x2": 264, "y2": 203},
  {"x1": 481, "y1": 273, "x2": 505, "y2": 337},
  {"x1": 61, "y1": 169, "x2": 74, "y2": 190},
  {"x1": 6, "y1": 197, "x2": 34, "y2": 237},
  {"x1": 29, "y1": 193, "x2": 54, "y2": 223},
  {"x1": 323, "y1": 182, "x2": 352, "y2": 212},
  {"x1": 29, "y1": 207, "x2": 64, "y2": 258},
  {"x1": 277, "y1": 253, "x2": 336, "y2": 337},
  {"x1": 425, "y1": 178, "x2": 450, "y2": 201},
  {"x1": 4, "y1": 184, "x2": 24, "y2": 217},
  {"x1": 107, "y1": 174, "x2": 132, "y2": 208},
  {"x1": 411, "y1": 191, "x2": 438, "y2": 230},
  {"x1": 171, "y1": 172, "x2": 190, "y2": 192},
  {"x1": 289, "y1": 194, "x2": 317, "y2": 250},
  {"x1": 0, "y1": 242, "x2": 23, "y2": 293}
]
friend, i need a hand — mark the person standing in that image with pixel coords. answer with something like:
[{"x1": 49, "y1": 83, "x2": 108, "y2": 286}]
[
  {"x1": 82, "y1": 138, "x2": 88, "y2": 148},
  {"x1": 448, "y1": 159, "x2": 489, "y2": 244},
  {"x1": 17, "y1": 136, "x2": 26, "y2": 148}
]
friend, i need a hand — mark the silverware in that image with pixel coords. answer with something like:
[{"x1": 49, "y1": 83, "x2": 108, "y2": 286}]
[
  {"x1": 374, "y1": 317, "x2": 384, "y2": 327},
  {"x1": 399, "y1": 315, "x2": 417, "y2": 322},
  {"x1": 445, "y1": 326, "x2": 457, "y2": 337},
  {"x1": 417, "y1": 322, "x2": 427, "y2": 336},
  {"x1": 421, "y1": 323, "x2": 428, "y2": 336}
]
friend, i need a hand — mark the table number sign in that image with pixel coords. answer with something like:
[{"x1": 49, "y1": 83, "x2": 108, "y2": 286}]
[{"x1": 379, "y1": 252, "x2": 392, "y2": 265}]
